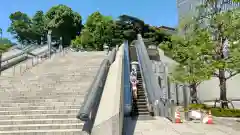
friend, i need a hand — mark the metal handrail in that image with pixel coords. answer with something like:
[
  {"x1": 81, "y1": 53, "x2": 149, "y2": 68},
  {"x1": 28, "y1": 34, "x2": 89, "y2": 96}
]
[{"x1": 2, "y1": 45, "x2": 40, "y2": 62}]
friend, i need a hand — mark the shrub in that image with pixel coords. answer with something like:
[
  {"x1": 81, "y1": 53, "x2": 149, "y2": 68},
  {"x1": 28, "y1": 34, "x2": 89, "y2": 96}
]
[{"x1": 188, "y1": 104, "x2": 240, "y2": 117}]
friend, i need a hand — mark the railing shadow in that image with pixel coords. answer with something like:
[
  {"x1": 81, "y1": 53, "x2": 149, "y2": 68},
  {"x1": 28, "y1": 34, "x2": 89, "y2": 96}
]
[{"x1": 122, "y1": 116, "x2": 138, "y2": 135}]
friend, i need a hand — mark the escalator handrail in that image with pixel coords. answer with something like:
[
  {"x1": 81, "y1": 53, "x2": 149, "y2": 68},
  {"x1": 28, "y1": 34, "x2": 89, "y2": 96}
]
[
  {"x1": 135, "y1": 40, "x2": 155, "y2": 105},
  {"x1": 123, "y1": 40, "x2": 132, "y2": 116},
  {"x1": 135, "y1": 34, "x2": 164, "y2": 114}
]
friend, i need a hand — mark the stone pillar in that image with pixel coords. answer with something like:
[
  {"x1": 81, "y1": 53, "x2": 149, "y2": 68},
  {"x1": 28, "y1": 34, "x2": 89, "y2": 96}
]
[
  {"x1": 103, "y1": 44, "x2": 109, "y2": 55},
  {"x1": 59, "y1": 37, "x2": 63, "y2": 52},
  {"x1": 40, "y1": 37, "x2": 44, "y2": 45},
  {"x1": 47, "y1": 30, "x2": 52, "y2": 58}
]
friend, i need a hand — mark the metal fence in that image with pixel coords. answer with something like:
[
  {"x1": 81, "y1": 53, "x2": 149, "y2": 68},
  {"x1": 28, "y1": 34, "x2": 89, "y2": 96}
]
[
  {"x1": 0, "y1": 49, "x2": 65, "y2": 77},
  {"x1": 151, "y1": 56, "x2": 191, "y2": 120}
]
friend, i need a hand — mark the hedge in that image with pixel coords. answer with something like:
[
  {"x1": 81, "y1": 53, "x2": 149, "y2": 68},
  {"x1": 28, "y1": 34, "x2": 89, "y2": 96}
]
[{"x1": 188, "y1": 104, "x2": 240, "y2": 117}]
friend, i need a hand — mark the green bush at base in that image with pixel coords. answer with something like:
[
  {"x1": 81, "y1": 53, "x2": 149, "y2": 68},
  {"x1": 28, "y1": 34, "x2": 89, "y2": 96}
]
[{"x1": 188, "y1": 104, "x2": 240, "y2": 117}]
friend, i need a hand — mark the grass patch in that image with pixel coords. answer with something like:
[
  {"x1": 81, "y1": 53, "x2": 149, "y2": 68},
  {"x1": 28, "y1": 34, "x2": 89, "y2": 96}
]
[{"x1": 188, "y1": 104, "x2": 240, "y2": 117}]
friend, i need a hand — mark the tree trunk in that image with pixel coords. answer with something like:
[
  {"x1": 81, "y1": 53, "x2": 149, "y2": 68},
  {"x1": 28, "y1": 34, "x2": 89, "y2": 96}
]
[
  {"x1": 190, "y1": 83, "x2": 198, "y2": 104},
  {"x1": 219, "y1": 69, "x2": 228, "y2": 108}
]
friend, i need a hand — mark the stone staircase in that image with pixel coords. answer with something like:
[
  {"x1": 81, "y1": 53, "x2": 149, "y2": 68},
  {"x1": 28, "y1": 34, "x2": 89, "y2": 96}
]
[{"x1": 0, "y1": 51, "x2": 106, "y2": 134}]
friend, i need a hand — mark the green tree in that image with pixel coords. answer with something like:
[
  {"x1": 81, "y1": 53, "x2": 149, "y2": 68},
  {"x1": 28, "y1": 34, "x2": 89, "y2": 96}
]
[
  {"x1": 31, "y1": 10, "x2": 46, "y2": 44},
  {"x1": 0, "y1": 38, "x2": 12, "y2": 45},
  {"x1": 233, "y1": 0, "x2": 240, "y2": 2},
  {"x1": 195, "y1": 0, "x2": 240, "y2": 108},
  {"x1": 115, "y1": 15, "x2": 145, "y2": 42},
  {"x1": 72, "y1": 12, "x2": 115, "y2": 50},
  {"x1": 118, "y1": 15, "x2": 145, "y2": 35},
  {"x1": 8, "y1": 11, "x2": 47, "y2": 44},
  {"x1": 163, "y1": 1, "x2": 240, "y2": 107},
  {"x1": 8, "y1": 11, "x2": 32, "y2": 44},
  {"x1": 144, "y1": 25, "x2": 172, "y2": 46},
  {"x1": 0, "y1": 38, "x2": 12, "y2": 53},
  {"x1": 45, "y1": 4, "x2": 82, "y2": 45},
  {"x1": 160, "y1": 22, "x2": 214, "y2": 103}
]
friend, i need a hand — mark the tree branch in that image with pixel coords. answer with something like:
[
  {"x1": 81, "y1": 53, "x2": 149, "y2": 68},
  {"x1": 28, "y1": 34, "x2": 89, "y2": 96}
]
[
  {"x1": 226, "y1": 71, "x2": 240, "y2": 79},
  {"x1": 213, "y1": 72, "x2": 219, "y2": 77},
  {"x1": 196, "y1": 82, "x2": 201, "y2": 86}
]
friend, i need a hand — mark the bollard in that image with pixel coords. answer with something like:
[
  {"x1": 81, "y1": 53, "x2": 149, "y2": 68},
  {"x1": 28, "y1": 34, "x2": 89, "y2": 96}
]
[
  {"x1": 13, "y1": 66, "x2": 15, "y2": 76},
  {"x1": 170, "y1": 99, "x2": 176, "y2": 122}
]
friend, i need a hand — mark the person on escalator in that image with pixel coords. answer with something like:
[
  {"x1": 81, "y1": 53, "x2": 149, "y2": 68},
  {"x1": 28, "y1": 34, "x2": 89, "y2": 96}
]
[
  {"x1": 130, "y1": 70, "x2": 138, "y2": 100},
  {"x1": 131, "y1": 79, "x2": 138, "y2": 100},
  {"x1": 130, "y1": 68, "x2": 137, "y2": 77}
]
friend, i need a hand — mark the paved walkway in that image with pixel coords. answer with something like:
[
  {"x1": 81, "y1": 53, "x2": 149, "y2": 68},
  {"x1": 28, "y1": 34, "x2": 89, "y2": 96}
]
[{"x1": 124, "y1": 116, "x2": 240, "y2": 135}]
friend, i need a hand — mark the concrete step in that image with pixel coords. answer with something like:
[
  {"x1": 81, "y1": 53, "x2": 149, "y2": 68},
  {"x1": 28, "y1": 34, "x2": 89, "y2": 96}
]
[
  {"x1": 0, "y1": 123, "x2": 83, "y2": 131},
  {"x1": 0, "y1": 98, "x2": 84, "y2": 103},
  {"x1": 0, "y1": 118, "x2": 81, "y2": 125},
  {"x1": 0, "y1": 105, "x2": 81, "y2": 111},
  {"x1": 133, "y1": 108, "x2": 149, "y2": 112},
  {"x1": 136, "y1": 111, "x2": 150, "y2": 115},
  {"x1": 0, "y1": 129, "x2": 81, "y2": 135},
  {"x1": 136, "y1": 104, "x2": 148, "y2": 109},
  {"x1": 137, "y1": 92, "x2": 145, "y2": 96},
  {"x1": 0, "y1": 109, "x2": 78, "y2": 115},
  {"x1": 137, "y1": 98, "x2": 147, "y2": 102},
  {"x1": 11, "y1": 95, "x2": 85, "y2": 100},
  {"x1": 137, "y1": 95, "x2": 146, "y2": 98},
  {"x1": 0, "y1": 101, "x2": 83, "y2": 107},
  {"x1": 8, "y1": 92, "x2": 87, "y2": 97},
  {"x1": 0, "y1": 113, "x2": 77, "y2": 120},
  {"x1": 136, "y1": 101, "x2": 147, "y2": 105}
]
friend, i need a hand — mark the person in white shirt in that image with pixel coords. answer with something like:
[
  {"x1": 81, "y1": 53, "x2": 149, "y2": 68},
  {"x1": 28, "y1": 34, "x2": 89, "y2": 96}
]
[{"x1": 130, "y1": 69, "x2": 138, "y2": 99}]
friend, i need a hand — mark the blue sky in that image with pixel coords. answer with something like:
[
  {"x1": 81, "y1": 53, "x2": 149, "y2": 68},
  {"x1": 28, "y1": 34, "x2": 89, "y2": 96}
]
[{"x1": 0, "y1": 0, "x2": 178, "y2": 41}]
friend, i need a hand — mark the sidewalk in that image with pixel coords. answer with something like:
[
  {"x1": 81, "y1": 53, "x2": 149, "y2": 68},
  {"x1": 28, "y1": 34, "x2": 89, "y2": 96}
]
[{"x1": 124, "y1": 116, "x2": 240, "y2": 135}]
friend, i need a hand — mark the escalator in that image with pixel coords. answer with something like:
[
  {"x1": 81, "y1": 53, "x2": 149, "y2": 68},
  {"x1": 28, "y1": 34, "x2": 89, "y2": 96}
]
[{"x1": 131, "y1": 65, "x2": 150, "y2": 116}]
